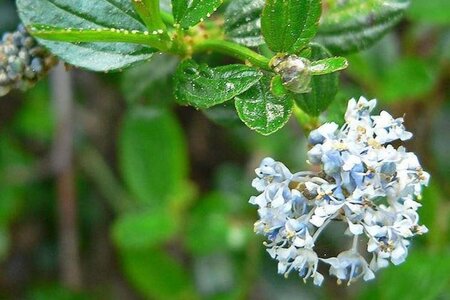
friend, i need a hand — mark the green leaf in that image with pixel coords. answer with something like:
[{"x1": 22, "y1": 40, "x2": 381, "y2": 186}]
[
  {"x1": 132, "y1": 0, "x2": 167, "y2": 31},
  {"x1": 120, "y1": 248, "x2": 196, "y2": 300},
  {"x1": 112, "y1": 208, "x2": 178, "y2": 250},
  {"x1": 119, "y1": 108, "x2": 187, "y2": 206},
  {"x1": 309, "y1": 57, "x2": 348, "y2": 75},
  {"x1": 316, "y1": 0, "x2": 410, "y2": 55},
  {"x1": 224, "y1": 0, "x2": 265, "y2": 47},
  {"x1": 15, "y1": 80, "x2": 54, "y2": 142},
  {"x1": 420, "y1": 183, "x2": 446, "y2": 248},
  {"x1": 0, "y1": 136, "x2": 28, "y2": 262},
  {"x1": 359, "y1": 251, "x2": 450, "y2": 300},
  {"x1": 325, "y1": 91, "x2": 353, "y2": 125},
  {"x1": 0, "y1": 178, "x2": 23, "y2": 228},
  {"x1": 174, "y1": 60, "x2": 263, "y2": 109},
  {"x1": 29, "y1": 24, "x2": 168, "y2": 50},
  {"x1": 27, "y1": 284, "x2": 89, "y2": 300},
  {"x1": 294, "y1": 44, "x2": 338, "y2": 116},
  {"x1": 379, "y1": 57, "x2": 437, "y2": 102},
  {"x1": 235, "y1": 76, "x2": 294, "y2": 135},
  {"x1": 185, "y1": 193, "x2": 230, "y2": 255},
  {"x1": 261, "y1": 0, "x2": 322, "y2": 52},
  {"x1": 270, "y1": 75, "x2": 287, "y2": 97},
  {"x1": 17, "y1": 0, "x2": 154, "y2": 71},
  {"x1": 172, "y1": 0, "x2": 223, "y2": 28},
  {"x1": 121, "y1": 54, "x2": 179, "y2": 105},
  {"x1": 203, "y1": 102, "x2": 243, "y2": 128},
  {"x1": 408, "y1": 0, "x2": 450, "y2": 25}
]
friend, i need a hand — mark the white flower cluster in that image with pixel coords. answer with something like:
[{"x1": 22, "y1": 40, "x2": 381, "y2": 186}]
[{"x1": 250, "y1": 97, "x2": 429, "y2": 286}]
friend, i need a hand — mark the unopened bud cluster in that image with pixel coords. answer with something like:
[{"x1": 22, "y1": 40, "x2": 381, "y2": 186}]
[
  {"x1": 0, "y1": 24, "x2": 57, "y2": 97},
  {"x1": 250, "y1": 97, "x2": 429, "y2": 286}
]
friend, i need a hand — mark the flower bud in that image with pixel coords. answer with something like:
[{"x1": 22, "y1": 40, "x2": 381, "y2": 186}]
[
  {"x1": 0, "y1": 24, "x2": 58, "y2": 97},
  {"x1": 269, "y1": 54, "x2": 312, "y2": 94}
]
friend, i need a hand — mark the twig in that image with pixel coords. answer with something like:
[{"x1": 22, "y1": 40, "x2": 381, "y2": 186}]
[{"x1": 50, "y1": 63, "x2": 82, "y2": 290}]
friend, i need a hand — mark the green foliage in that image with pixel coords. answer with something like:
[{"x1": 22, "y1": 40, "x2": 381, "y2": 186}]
[
  {"x1": 325, "y1": 91, "x2": 352, "y2": 125},
  {"x1": 359, "y1": 251, "x2": 450, "y2": 300},
  {"x1": 27, "y1": 284, "x2": 89, "y2": 300},
  {"x1": 261, "y1": 0, "x2": 321, "y2": 53},
  {"x1": 346, "y1": 39, "x2": 439, "y2": 103},
  {"x1": 174, "y1": 59, "x2": 263, "y2": 109},
  {"x1": 379, "y1": 57, "x2": 436, "y2": 102},
  {"x1": 294, "y1": 44, "x2": 339, "y2": 116},
  {"x1": 224, "y1": 0, "x2": 265, "y2": 47},
  {"x1": 29, "y1": 25, "x2": 168, "y2": 50},
  {"x1": 270, "y1": 75, "x2": 287, "y2": 97},
  {"x1": 309, "y1": 57, "x2": 348, "y2": 75},
  {"x1": 226, "y1": 0, "x2": 410, "y2": 57},
  {"x1": 172, "y1": 0, "x2": 223, "y2": 28},
  {"x1": 121, "y1": 54, "x2": 179, "y2": 105},
  {"x1": 120, "y1": 248, "x2": 196, "y2": 300},
  {"x1": 203, "y1": 102, "x2": 242, "y2": 128},
  {"x1": 0, "y1": 136, "x2": 27, "y2": 225},
  {"x1": 0, "y1": 227, "x2": 9, "y2": 261},
  {"x1": 132, "y1": 0, "x2": 167, "y2": 32},
  {"x1": 408, "y1": 0, "x2": 450, "y2": 24},
  {"x1": 14, "y1": 80, "x2": 54, "y2": 141},
  {"x1": 316, "y1": 0, "x2": 410, "y2": 54},
  {"x1": 185, "y1": 193, "x2": 230, "y2": 255},
  {"x1": 235, "y1": 76, "x2": 294, "y2": 135},
  {"x1": 112, "y1": 208, "x2": 179, "y2": 250},
  {"x1": 119, "y1": 108, "x2": 187, "y2": 206},
  {"x1": 16, "y1": 0, "x2": 154, "y2": 71},
  {"x1": 419, "y1": 183, "x2": 447, "y2": 248}
]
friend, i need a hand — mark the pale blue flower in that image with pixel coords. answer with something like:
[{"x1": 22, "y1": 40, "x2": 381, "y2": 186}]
[
  {"x1": 249, "y1": 97, "x2": 429, "y2": 286},
  {"x1": 322, "y1": 250, "x2": 375, "y2": 285}
]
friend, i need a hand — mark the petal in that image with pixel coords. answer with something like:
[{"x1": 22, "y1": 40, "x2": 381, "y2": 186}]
[
  {"x1": 363, "y1": 268, "x2": 375, "y2": 281},
  {"x1": 310, "y1": 215, "x2": 325, "y2": 227},
  {"x1": 313, "y1": 272, "x2": 324, "y2": 286},
  {"x1": 347, "y1": 220, "x2": 364, "y2": 235}
]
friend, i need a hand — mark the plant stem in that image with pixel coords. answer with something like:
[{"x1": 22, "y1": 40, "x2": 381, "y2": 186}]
[
  {"x1": 51, "y1": 63, "x2": 82, "y2": 290},
  {"x1": 293, "y1": 105, "x2": 320, "y2": 135},
  {"x1": 193, "y1": 40, "x2": 271, "y2": 70},
  {"x1": 352, "y1": 234, "x2": 359, "y2": 251}
]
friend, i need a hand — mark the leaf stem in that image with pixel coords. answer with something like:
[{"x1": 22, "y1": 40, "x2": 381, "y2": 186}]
[
  {"x1": 193, "y1": 40, "x2": 271, "y2": 70},
  {"x1": 30, "y1": 25, "x2": 169, "y2": 51}
]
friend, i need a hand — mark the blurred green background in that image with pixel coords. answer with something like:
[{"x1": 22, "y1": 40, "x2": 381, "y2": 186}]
[{"x1": 0, "y1": 0, "x2": 449, "y2": 299}]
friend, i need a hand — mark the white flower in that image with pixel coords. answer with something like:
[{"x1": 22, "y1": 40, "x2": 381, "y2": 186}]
[
  {"x1": 249, "y1": 97, "x2": 428, "y2": 286},
  {"x1": 322, "y1": 250, "x2": 375, "y2": 285},
  {"x1": 252, "y1": 157, "x2": 293, "y2": 192},
  {"x1": 273, "y1": 246, "x2": 324, "y2": 285}
]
